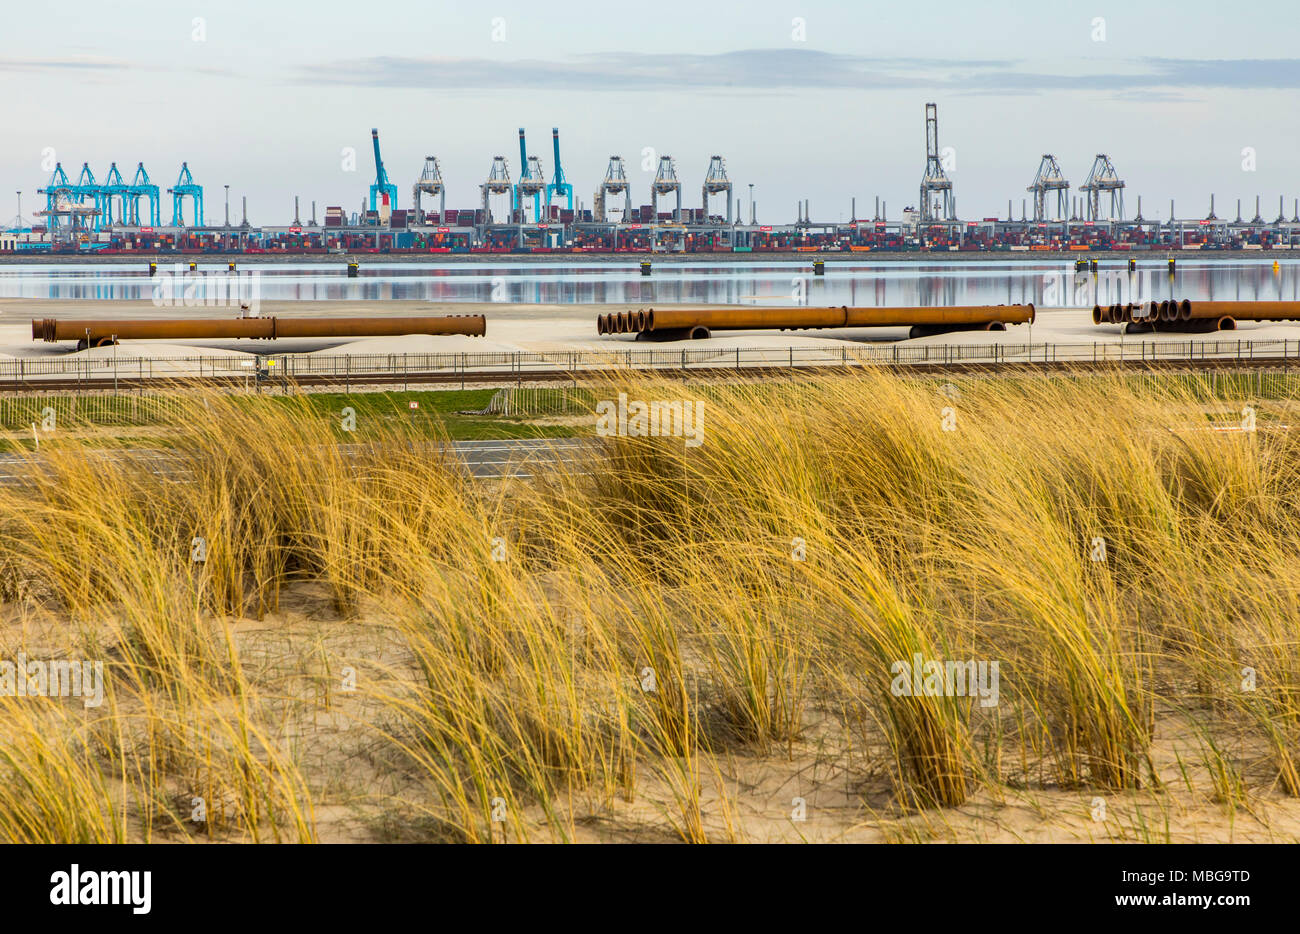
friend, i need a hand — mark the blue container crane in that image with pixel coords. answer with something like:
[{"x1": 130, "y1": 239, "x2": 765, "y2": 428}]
[
  {"x1": 128, "y1": 163, "x2": 161, "y2": 227},
  {"x1": 101, "y1": 163, "x2": 129, "y2": 226},
  {"x1": 36, "y1": 163, "x2": 75, "y2": 231},
  {"x1": 168, "y1": 162, "x2": 204, "y2": 227},
  {"x1": 545, "y1": 127, "x2": 574, "y2": 213},
  {"x1": 368, "y1": 128, "x2": 397, "y2": 213},
  {"x1": 73, "y1": 163, "x2": 104, "y2": 229},
  {"x1": 515, "y1": 128, "x2": 546, "y2": 222}
]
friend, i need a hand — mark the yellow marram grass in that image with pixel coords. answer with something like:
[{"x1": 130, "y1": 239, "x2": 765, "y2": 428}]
[{"x1": 0, "y1": 369, "x2": 1294, "y2": 842}]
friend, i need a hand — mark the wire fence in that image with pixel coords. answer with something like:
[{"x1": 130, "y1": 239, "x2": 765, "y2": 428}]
[
  {"x1": 3, "y1": 338, "x2": 1299, "y2": 389},
  {"x1": 2, "y1": 371, "x2": 1294, "y2": 432},
  {"x1": 457, "y1": 386, "x2": 596, "y2": 417},
  {"x1": 0, "y1": 393, "x2": 189, "y2": 429}
]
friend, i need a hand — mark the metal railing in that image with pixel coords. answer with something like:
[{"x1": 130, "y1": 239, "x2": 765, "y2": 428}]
[
  {"x1": 2, "y1": 338, "x2": 1297, "y2": 388},
  {"x1": 0, "y1": 392, "x2": 189, "y2": 428}
]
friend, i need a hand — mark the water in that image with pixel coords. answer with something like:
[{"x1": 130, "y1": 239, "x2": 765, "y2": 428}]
[{"x1": 2, "y1": 258, "x2": 1298, "y2": 307}]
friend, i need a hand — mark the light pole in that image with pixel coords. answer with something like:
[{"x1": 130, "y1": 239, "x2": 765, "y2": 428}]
[
  {"x1": 748, "y1": 183, "x2": 754, "y2": 225},
  {"x1": 14, "y1": 191, "x2": 20, "y2": 229},
  {"x1": 224, "y1": 185, "x2": 230, "y2": 227}
]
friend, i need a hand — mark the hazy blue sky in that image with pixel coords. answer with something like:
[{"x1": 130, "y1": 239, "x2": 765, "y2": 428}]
[{"x1": 4, "y1": 0, "x2": 1299, "y2": 224}]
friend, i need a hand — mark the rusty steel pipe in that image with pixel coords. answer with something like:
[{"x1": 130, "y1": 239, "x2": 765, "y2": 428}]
[
  {"x1": 908, "y1": 320, "x2": 1006, "y2": 339},
  {"x1": 645, "y1": 306, "x2": 851, "y2": 332},
  {"x1": 1183, "y1": 301, "x2": 1300, "y2": 321},
  {"x1": 1096, "y1": 300, "x2": 1300, "y2": 329},
  {"x1": 844, "y1": 304, "x2": 1033, "y2": 328},
  {"x1": 1165, "y1": 316, "x2": 1236, "y2": 332},
  {"x1": 33, "y1": 315, "x2": 486, "y2": 344},
  {"x1": 635, "y1": 325, "x2": 712, "y2": 342},
  {"x1": 600, "y1": 304, "x2": 1035, "y2": 336}
]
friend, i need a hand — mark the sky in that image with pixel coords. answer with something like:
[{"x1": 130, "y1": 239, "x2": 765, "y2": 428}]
[{"x1": 4, "y1": 0, "x2": 1300, "y2": 226}]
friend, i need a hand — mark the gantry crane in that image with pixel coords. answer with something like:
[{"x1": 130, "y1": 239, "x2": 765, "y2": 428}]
[
  {"x1": 650, "y1": 155, "x2": 681, "y2": 221},
  {"x1": 73, "y1": 163, "x2": 104, "y2": 230},
  {"x1": 413, "y1": 156, "x2": 445, "y2": 224},
  {"x1": 128, "y1": 163, "x2": 160, "y2": 226},
  {"x1": 168, "y1": 162, "x2": 204, "y2": 227},
  {"x1": 594, "y1": 156, "x2": 631, "y2": 223},
  {"x1": 1080, "y1": 154, "x2": 1125, "y2": 221},
  {"x1": 1027, "y1": 155, "x2": 1069, "y2": 221},
  {"x1": 368, "y1": 128, "x2": 398, "y2": 216},
  {"x1": 545, "y1": 127, "x2": 574, "y2": 214},
  {"x1": 514, "y1": 129, "x2": 546, "y2": 223},
  {"x1": 36, "y1": 163, "x2": 91, "y2": 232},
  {"x1": 101, "y1": 163, "x2": 129, "y2": 226},
  {"x1": 918, "y1": 103, "x2": 954, "y2": 222},
  {"x1": 480, "y1": 156, "x2": 514, "y2": 225},
  {"x1": 701, "y1": 155, "x2": 732, "y2": 224}
]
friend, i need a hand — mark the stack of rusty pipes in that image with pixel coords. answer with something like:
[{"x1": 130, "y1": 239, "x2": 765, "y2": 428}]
[{"x1": 1092, "y1": 301, "x2": 1300, "y2": 333}]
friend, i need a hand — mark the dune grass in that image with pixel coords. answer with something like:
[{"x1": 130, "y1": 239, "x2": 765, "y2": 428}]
[{"x1": 0, "y1": 367, "x2": 1295, "y2": 842}]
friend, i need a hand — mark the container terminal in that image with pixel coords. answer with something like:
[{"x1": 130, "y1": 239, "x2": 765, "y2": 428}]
[{"x1": 6, "y1": 106, "x2": 1300, "y2": 257}]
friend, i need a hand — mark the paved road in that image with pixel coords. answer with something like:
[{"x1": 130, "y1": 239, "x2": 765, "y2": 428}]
[
  {"x1": 0, "y1": 436, "x2": 594, "y2": 485},
  {"x1": 448, "y1": 437, "x2": 591, "y2": 478}
]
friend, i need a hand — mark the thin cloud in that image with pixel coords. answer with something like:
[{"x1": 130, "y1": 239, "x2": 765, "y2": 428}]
[
  {"x1": 294, "y1": 49, "x2": 1300, "y2": 94},
  {"x1": 0, "y1": 57, "x2": 130, "y2": 72},
  {"x1": 296, "y1": 49, "x2": 1011, "y2": 91},
  {"x1": 1109, "y1": 89, "x2": 1198, "y2": 104}
]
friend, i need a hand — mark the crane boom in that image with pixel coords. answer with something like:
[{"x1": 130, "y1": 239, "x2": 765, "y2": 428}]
[
  {"x1": 368, "y1": 128, "x2": 398, "y2": 213},
  {"x1": 546, "y1": 127, "x2": 573, "y2": 212}
]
